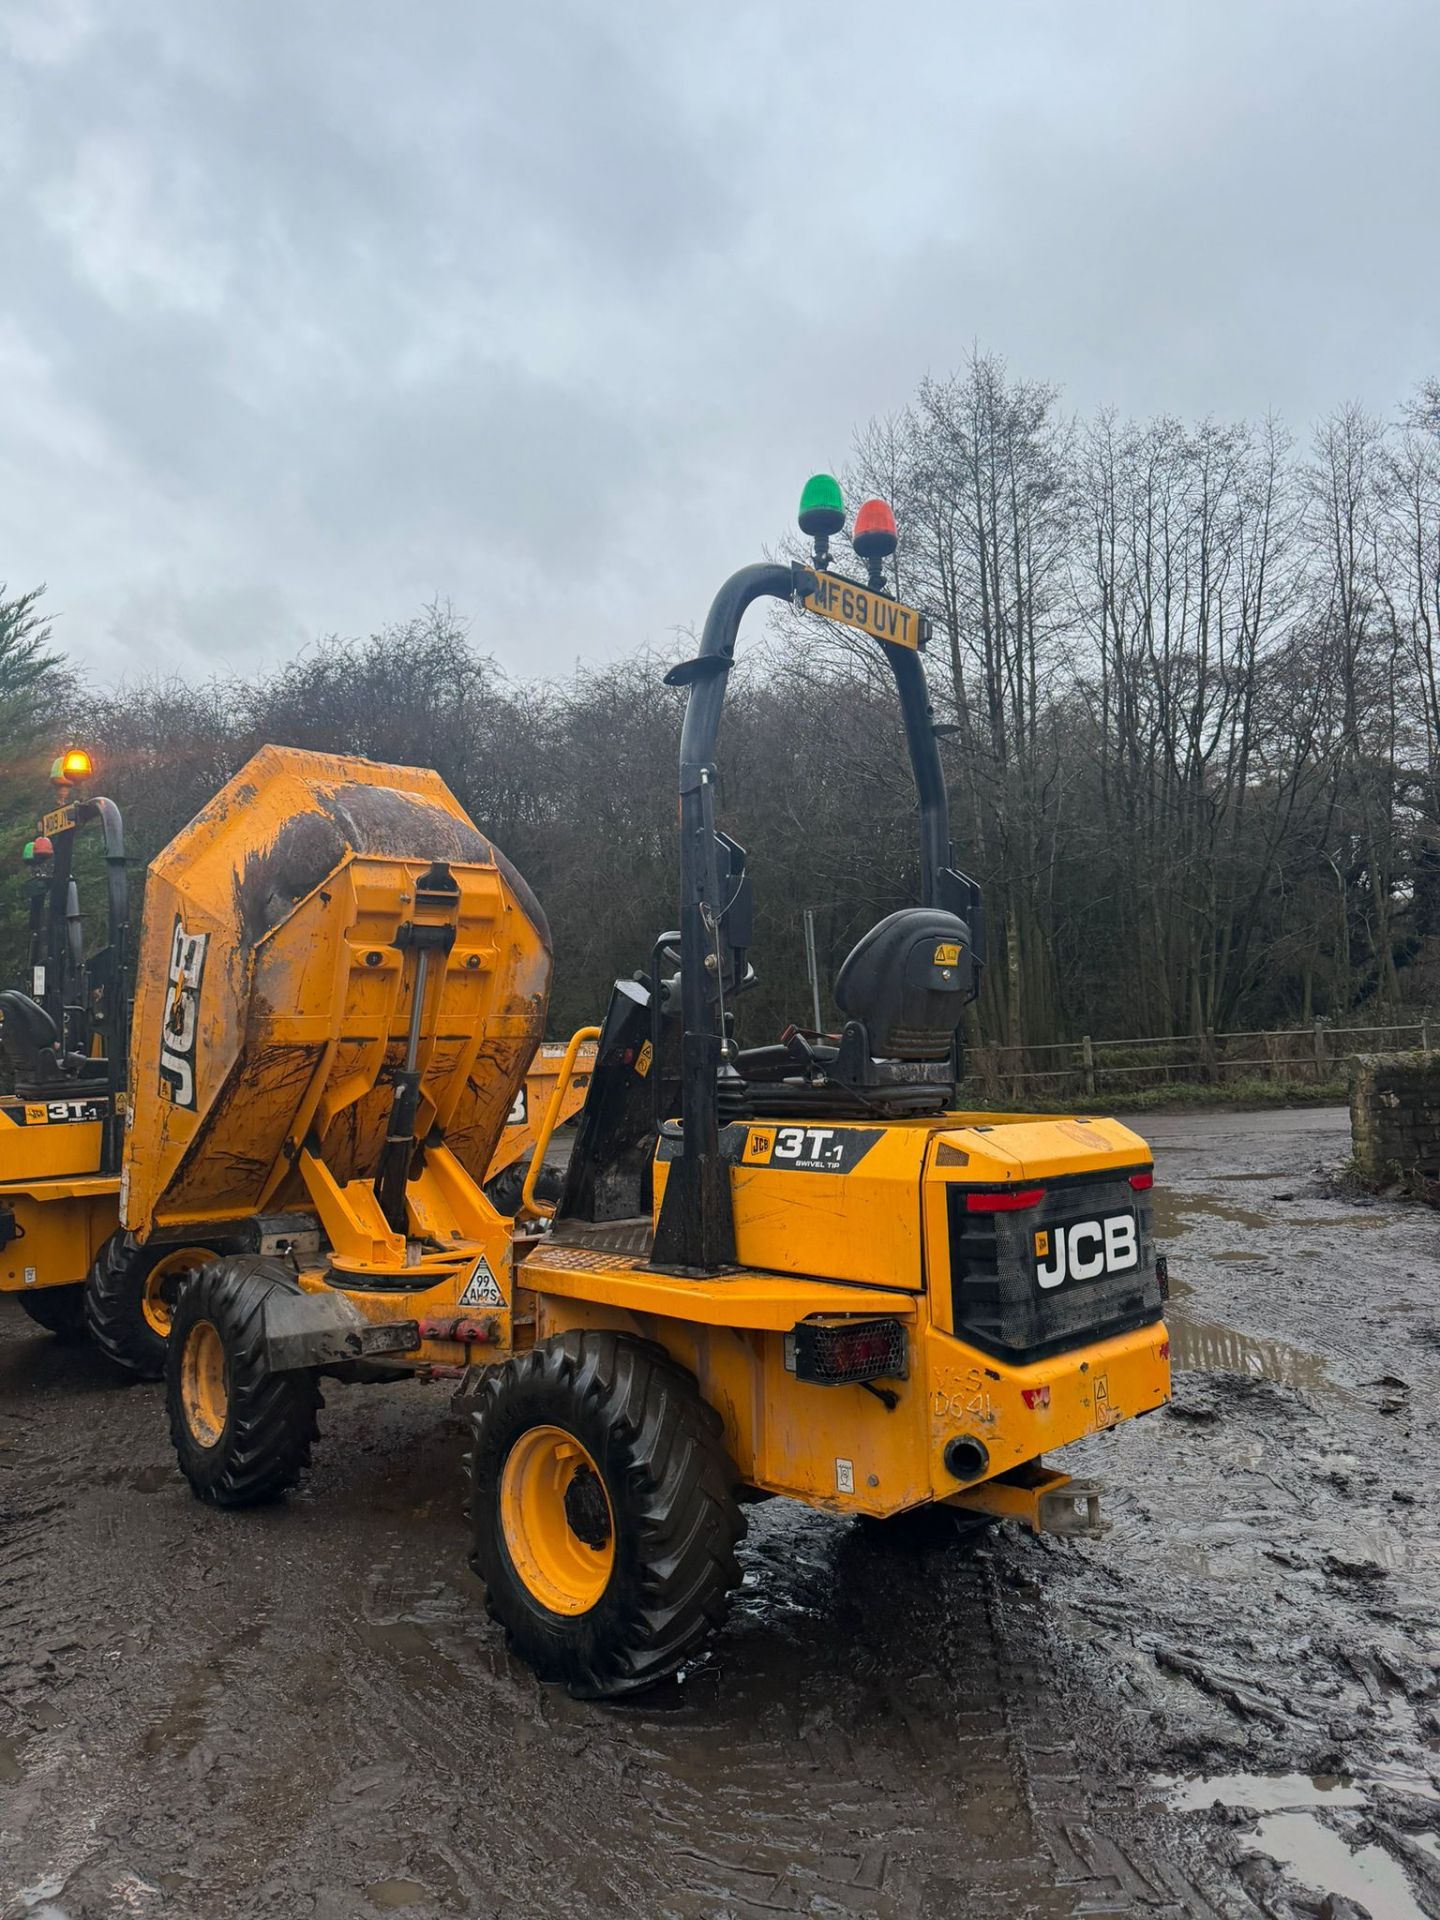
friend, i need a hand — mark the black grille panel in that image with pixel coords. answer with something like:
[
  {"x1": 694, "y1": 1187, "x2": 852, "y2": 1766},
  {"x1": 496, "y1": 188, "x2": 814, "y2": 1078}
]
[
  {"x1": 946, "y1": 1171, "x2": 1162, "y2": 1362},
  {"x1": 792, "y1": 1316, "x2": 908, "y2": 1385}
]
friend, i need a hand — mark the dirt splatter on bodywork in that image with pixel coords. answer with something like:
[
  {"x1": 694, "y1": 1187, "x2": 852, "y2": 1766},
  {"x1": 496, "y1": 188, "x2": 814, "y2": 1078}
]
[{"x1": 123, "y1": 746, "x2": 552, "y2": 1237}]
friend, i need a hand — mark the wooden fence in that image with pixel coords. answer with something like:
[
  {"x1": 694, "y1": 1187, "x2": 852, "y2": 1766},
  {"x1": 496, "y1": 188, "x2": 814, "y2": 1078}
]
[{"x1": 967, "y1": 1019, "x2": 1437, "y2": 1105}]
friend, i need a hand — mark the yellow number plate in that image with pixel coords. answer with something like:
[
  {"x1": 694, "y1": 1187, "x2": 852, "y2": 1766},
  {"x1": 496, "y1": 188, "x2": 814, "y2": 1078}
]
[
  {"x1": 39, "y1": 806, "x2": 76, "y2": 837},
  {"x1": 803, "y1": 571, "x2": 929, "y2": 651}
]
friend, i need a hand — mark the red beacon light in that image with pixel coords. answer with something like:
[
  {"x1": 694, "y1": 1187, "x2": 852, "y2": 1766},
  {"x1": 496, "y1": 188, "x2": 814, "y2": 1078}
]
[
  {"x1": 852, "y1": 497, "x2": 898, "y2": 557},
  {"x1": 852, "y1": 497, "x2": 898, "y2": 589}
]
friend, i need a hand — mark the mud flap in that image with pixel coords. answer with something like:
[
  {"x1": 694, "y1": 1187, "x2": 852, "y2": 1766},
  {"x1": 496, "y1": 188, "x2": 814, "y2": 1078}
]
[{"x1": 260, "y1": 1283, "x2": 420, "y2": 1373}]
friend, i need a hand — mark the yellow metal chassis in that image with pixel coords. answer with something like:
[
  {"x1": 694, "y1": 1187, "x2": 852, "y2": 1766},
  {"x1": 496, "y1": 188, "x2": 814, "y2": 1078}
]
[
  {"x1": 525, "y1": 1270, "x2": 1169, "y2": 1521},
  {"x1": 1, "y1": 1039, "x2": 1170, "y2": 1533},
  {"x1": 1, "y1": 1176, "x2": 118, "y2": 1298}
]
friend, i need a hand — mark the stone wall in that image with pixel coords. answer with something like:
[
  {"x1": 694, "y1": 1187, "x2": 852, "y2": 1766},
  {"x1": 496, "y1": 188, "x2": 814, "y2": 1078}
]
[{"x1": 1350, "y1": 1051, "x2": 1440, "y2": 1183}]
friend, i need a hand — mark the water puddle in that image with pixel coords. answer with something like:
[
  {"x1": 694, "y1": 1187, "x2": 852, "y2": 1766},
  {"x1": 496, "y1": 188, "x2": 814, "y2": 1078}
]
[
  {"x1": 1286, "y1": 1213, "x2": 1402, "y2": 1230},
  {"x1": 1251, "y1": 1812, "x2": 1427, "y2": 1920},
  {"x1": 13, "y1": 1875, "x2": 69, "y2": 1917},
  {"x1": 1163, "y1": 1773, "x2": 1432, "y2": 1920},
  {"x1": 1167, "y1": 1312, "x2": 1331, "y2": 1392},
  {"x1": 1155, "y1": 1193, "x2": 1270, "y2": 1238},
  {"x1": 1157, "y1": 1188, "x2": 1403, "y2": 1240},
  {"x1": 367, "y1": 1881, "x2": 430, "y2": 1910},
  {"x1": 1166, "y1": 1771, "x2": 1362, "y2": 1813},
  {"x1": 0, "y1": 1734, "x2": 23, "y2": 1784}
]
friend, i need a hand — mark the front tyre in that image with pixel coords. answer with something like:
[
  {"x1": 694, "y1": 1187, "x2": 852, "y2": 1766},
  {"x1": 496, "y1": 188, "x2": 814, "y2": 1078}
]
[
  {"x1": 165, "y1": 1256, "x2": 321, "y2": 1507},
  {"x1": 469, "y1": 1332, "x2": 745, "y2": 1698}
]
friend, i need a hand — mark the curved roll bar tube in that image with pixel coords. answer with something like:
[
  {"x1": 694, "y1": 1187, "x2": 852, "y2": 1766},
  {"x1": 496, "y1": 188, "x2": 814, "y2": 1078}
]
[{"x1": 653, "y1": 561, "x2": 970, "y2": 1273}]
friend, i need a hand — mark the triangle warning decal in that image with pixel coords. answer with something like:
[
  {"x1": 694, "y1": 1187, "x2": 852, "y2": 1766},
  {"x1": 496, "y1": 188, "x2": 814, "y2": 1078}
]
[{"x1": 459, "y1": 1256, "x2": 505, "y2": 1309}]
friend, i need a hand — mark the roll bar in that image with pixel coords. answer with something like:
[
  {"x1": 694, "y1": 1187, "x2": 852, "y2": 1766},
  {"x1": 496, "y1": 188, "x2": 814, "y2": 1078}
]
[
  {"x1": 652, "y1": 560, "x2": 976, "y2": 1272},
  {"x1": 33, "y1": 794, "x2": 129, "y2": 1169}
]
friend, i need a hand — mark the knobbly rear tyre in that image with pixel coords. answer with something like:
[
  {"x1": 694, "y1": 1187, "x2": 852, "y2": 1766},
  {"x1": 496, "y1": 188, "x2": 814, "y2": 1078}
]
[
  {"x1": 469, "y1": 1331, "x2": 745, "y2": 1698},
  {"x1": 85, "y1": 1232, "x2": 216, "y2": 1380},
  {"x1": 166, "y1": 1256, "x2": 321, "y2": 1507},
  {"x1": 15, "y1": 1282, "x2": 88, "y2": 1340},
  {"x1": 855, "y1": 1503, "x2": 996, "y2": 1547}
]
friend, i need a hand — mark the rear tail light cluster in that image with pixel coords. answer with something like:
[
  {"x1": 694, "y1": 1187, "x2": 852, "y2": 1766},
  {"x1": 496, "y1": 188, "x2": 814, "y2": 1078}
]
[
  {"x1": 964, "y1": 1170, "x2": 1154, "y2": 1211},
  {"x1": 787, "y1": 1316, "x2": 908, "y2": 1386},
  {"x1": 965, "y1": 1187, "x2": 1045, "y2": 1212}
]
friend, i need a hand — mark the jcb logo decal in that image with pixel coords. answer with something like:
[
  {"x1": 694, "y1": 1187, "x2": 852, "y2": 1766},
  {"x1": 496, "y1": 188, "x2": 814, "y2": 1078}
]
[
  {"x1": 1035, "y1": 1215, "x2": 1138, "y2": 1290},
  {"x1": 159, "y1": 918, "x2": 208, "y2": 1111},
  {"x1": 743, "y1": 1126, "x2": 777, "y2": 1164}
]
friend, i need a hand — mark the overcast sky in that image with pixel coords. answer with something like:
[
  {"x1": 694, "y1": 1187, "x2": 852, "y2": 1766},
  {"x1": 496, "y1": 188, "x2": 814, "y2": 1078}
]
[{"x1": 2, "y1": 1, "x2": 1436, "y2": 687}]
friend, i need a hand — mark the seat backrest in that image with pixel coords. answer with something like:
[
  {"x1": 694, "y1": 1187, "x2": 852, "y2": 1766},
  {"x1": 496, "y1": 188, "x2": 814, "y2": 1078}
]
[
  {"x1": 833, "y1": 909, "x2": 972, "y2": 1061},
  {"x1": 0, "y1": 990, "x2": 60, "y2": 1072}
]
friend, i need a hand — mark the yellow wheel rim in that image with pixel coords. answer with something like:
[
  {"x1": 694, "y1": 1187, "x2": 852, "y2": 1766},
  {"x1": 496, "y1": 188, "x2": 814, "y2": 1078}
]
[
  {"x1": 181, "y1": 1319, "x2": 229, "y2": 1449},
  {"x1": 142, "y1": 1248, "x2": 212, "y2": 1339},
  {"x1": 500, "y1": 1425, "x2": 615, "y2": 1616}
]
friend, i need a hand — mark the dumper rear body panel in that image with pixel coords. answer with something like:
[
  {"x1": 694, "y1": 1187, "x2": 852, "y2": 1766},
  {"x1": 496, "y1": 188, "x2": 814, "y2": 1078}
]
[{"x1": 124, "y1": 747, "x2": 552, "y2": 1237}]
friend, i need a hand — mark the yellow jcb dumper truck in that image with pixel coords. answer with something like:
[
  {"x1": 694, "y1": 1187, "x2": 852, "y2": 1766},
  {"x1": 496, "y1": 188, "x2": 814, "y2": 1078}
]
[
  {"x1": 136, "y1": 478, "x2": 1169, "y2": 1697},
  {"x1": 0, "y1": 754, "x2": 590, "y2": 1368},
  {"x1": 0, "y1": 750, "x2": 131, "y2": 1341}
]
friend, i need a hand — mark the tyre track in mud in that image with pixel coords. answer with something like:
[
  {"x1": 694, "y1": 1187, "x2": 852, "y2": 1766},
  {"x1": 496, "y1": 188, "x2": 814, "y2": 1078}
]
[
  {"x1": 0, "y1": 1340, "x2": 1227, "y2": 1920},
  {"x1": 1046, "y1": 1108, "x2": 1440, "y2": 1919},
  {"x1": 3, "y1": 1107, "x2": 1414, "y2": 1919}
]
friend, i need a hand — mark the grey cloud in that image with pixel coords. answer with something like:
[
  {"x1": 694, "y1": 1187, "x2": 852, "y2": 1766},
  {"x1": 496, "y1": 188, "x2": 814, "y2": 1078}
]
[{"x1": 2, "y1": 0, "x2": 1438, "y2": 684}]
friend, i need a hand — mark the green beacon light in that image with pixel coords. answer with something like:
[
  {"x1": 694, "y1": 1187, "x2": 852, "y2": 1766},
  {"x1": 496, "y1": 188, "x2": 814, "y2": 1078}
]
[
  {"x1": 798, "y1": 472, "x2": 846, "y2": 567},
  {"x1": 22, "y1": 841, "x2": 34, "y2": 863}
]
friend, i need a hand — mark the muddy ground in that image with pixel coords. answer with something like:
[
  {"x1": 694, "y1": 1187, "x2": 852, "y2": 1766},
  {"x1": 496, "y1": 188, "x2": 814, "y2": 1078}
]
[{"x1": 2, "y1": 1106, "x2": 1439, "y2": 1919}]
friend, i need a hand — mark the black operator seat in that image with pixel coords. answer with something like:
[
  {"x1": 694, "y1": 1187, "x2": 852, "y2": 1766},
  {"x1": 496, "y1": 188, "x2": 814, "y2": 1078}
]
[
  {"x1": 833, "y1": 908, "x2": 971, "y2": 1060},
  {"x1": 0, "y1": 989, "x2": 108, "y2": 1097},
  {"x1": 737, "y1": 907, "x2": 973, "y2": 1119}
]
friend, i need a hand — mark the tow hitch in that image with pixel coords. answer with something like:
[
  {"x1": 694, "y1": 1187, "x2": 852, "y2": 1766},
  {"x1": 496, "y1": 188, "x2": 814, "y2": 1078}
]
[{"x1": 945, "y1": 1462, "x2": 1111, "y2": 1539}]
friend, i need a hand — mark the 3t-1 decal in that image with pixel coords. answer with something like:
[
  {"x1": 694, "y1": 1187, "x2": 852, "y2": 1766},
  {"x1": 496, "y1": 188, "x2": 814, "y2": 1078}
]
[
  {"x1": 733, "y1": 1124, "x2": 883, "y2": 1175},
  {"x1": 1, "y1": 1099, "x2": 108, "y2": 1126}
]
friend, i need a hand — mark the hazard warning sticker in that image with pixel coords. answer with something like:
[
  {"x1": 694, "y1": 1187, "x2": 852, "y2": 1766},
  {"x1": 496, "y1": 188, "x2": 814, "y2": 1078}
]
[{"x1": 458, "y1": 1256, "x2": 505, "y2": 1309}]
